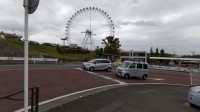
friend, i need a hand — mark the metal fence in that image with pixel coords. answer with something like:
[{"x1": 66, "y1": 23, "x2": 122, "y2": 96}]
[
  {"x1": 0, "y1": 57, "x2": 58, "y2": 64},
  {"x1": 0, "y1": 86, "x2": 39, "y2": 112},
  {"x1": 149, "y1": 65, "x2": 200, "y2": 73},
  {"x1": 190, "y1": 71, "x2": 200, "y2": 86}
]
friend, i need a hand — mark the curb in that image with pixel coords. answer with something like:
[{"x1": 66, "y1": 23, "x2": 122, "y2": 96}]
[{"x1": 15, "y1": 84, "x2": 122, "y2": 112}]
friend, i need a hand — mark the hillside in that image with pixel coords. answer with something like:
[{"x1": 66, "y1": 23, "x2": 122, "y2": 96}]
[
  {"x1": 0, "y1": 38, "x2": 96, "y2": 61},
  {"x1": 0, "y1": 41, "x2": 23, "y2": 57}
]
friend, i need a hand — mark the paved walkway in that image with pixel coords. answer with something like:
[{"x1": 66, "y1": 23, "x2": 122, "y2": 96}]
[{"x1": 47, "y1": 84, "x2": 200, "y2": 112}]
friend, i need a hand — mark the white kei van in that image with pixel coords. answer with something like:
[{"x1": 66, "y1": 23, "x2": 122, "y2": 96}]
[{"x1": 116, "y1": 61, "x2": 149, "y2": 80}]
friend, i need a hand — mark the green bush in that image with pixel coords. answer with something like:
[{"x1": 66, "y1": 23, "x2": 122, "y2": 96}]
[{"x1": 0, "y1": 39, "x2": 96, "y2": 62}]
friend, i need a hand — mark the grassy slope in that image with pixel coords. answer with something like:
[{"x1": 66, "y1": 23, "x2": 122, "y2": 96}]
[{"x1": 0, "y1": 38, "x2": 96, "y2": 61}]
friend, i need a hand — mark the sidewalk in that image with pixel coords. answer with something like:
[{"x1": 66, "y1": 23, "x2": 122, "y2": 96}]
[{"x1": 43, "y1": 84, "x2": 199, "y2": 112}]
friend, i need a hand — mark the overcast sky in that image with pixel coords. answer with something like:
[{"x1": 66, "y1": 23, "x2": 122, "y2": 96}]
[{"x1": 1, "y1": 0, "x2": 200, "y2": 55}]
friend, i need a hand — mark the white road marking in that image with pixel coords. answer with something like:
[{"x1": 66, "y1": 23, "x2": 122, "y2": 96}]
[
  {"x1": 147, "y1": 78, "x2": 164, "y2": 81},
  {"x1": 75, "y1": 68, "x2": 127, "y2": 85},
  {"x1": 75, "y1": 68, "x2": 83, "y2": 71}
]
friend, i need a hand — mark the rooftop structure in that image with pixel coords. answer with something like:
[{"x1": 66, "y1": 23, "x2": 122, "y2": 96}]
[
  {"x1": 120, "y1": 50, "x2": 147, "y2": 62},
  {"x1": 0, "y1": 31, "x2": 22, "y2": 41}
]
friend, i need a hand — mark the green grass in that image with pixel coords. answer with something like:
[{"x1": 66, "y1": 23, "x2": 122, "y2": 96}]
[{"x1": 0, "y1": 38, "x2": 96, "y2": 61}]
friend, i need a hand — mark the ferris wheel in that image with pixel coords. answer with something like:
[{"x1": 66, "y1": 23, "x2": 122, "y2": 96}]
[{"x1": 65, "y1": 7, "x2": 115, "y2": 50}]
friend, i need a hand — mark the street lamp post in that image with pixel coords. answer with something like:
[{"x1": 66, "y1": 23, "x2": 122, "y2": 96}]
[
  {"x1": 61, "y1": 38, "x2": 67, "y2": 63},
  {"x1": 24, "y1": 1, "x2": 29, "y2": 111},
  {"x1": 23, "y1": 0, "x2": 39, "y2": 111}
]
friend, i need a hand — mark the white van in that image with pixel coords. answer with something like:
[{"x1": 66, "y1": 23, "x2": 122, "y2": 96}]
[{"x1": 116, "y1": 61, "x2": 149, "y2": 80}]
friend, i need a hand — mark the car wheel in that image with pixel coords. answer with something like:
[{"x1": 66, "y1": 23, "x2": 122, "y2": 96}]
[
  {"x1": 107, "y1": 67, "x2": 111, "y2": 72},
  {"x1": 124, "y1": 74, "x2": 129, "y2": 79},
  {"x1": 90, "y1": 67, "x2": 94, "y2": 71},
  {"x1": 142, "y1": 75, "x2": 147, "y2": 80}
]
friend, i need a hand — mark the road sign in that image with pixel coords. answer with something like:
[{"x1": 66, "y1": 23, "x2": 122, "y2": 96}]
[{"x1": 28, "y1": 0, "x2": 39, "y2": 14}]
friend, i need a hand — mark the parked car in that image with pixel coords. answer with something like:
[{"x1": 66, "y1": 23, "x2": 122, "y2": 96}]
[
  {"x1": 116, "y1": 61, "x2": 149, "y2": 80},
  {"x1": 188, "y1": 85, "x2": 200, "y2": 107},
  {"x1": 82, "y1": 59, "x2": 112, "y2": 71}
]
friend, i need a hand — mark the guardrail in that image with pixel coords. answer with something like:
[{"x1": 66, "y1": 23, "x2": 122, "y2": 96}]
[
  {"x1": 0, "y1": 57, "x2": 58, "y2": 64},
  {"x1": 0, "y1": 86, "x2": 39, "y2": 112},
  {"x1": 149, "y1": 65, "x2": 200, "y2": 73}
]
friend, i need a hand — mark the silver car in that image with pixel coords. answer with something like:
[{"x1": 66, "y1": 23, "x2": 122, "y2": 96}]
[
  {"x1": 82, "y1": 59, "x2": 112, "y2": 71},
  {"x1": 188, "y1": 85, "x2": 200, "y2": 107},
  {"x1": 116, "y1": 61, "x2": 149, "y2": 80}
]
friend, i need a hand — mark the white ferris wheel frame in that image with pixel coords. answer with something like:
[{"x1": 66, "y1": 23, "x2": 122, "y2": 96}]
[{"x1": 65, "y1": 7, "x2": 115, "y2": 47}]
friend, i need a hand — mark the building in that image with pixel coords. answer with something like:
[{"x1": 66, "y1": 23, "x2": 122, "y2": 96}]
[
  {"x1": 69, "y1": 44, "x2": 78, "y2": 48},
  {"x1": 0, "y1": 31, "x2": 5, "y2": 39},
  {"x1": 0, "y1": 31, "x2": 22, "y2": 41},
  {"x1": 120, "y1": 50, "x2": 147, "y2": 62},
  {"x1": 150, "y1": 57, "x2": 200, "y2": 68}
]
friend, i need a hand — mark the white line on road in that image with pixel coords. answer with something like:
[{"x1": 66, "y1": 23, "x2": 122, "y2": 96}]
[
  {"x1": 147, "y1": 78, "x2": 164, "y2": 81},
  {"x1": 75, "y1": 68, "x2": 127, "y2": 85}
]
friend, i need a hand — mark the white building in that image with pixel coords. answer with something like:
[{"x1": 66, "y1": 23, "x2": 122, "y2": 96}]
[
  {"x1": 69, "y1": 44, "x2": 78, "y2": 48},
  {"x1": 0, "y1": 34, "x2": 5, "y2": 39},
  {"x1": 120, "y1": 50, "x2": 147, "y2": 62}
]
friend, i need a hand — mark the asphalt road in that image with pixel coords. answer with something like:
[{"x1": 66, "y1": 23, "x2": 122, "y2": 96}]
[{"x1": 48, "y1": 84, "x2": 200, "y2": 112}]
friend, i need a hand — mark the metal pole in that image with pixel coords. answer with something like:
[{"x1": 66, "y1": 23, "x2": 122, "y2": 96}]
[
  {"x1": 63, "y1": 40, "x2": 65, "y2": 63},
  {"x1": 190, "y1": 70, "x2": 193, "y2": 86},
  {"x1": 36, "y1": 86, "x2": 39, "y2": 112},
  {"x1": 31, "y1": 87, "x2": 34, "y2": 112},
  {"x1": 89, "y1": 9, "x2": 91, "y2": 32},
  {"x1": 24, "y1": 0, "x2": 29, "y2": 111}
]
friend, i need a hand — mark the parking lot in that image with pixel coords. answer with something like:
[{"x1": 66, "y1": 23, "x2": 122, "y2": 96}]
[{"x1": 0, "y1": 64, "x2": 199, "y2": 112}]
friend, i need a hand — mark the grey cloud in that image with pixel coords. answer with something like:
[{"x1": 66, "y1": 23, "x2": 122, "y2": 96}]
[
  {"x1": 134, "y1": 20, "x2": 161, "y2": 26},
  {"x1": 1, "y1": 0, "x2": 200, "y2": 55},
  {"x1": 116, "y1": 20, "x2": 161, "y2": 27}
]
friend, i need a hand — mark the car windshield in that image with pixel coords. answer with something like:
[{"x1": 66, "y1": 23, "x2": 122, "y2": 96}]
[
  {"x1": 120, "y1": 61, "x2": 131, "y2": 68},
  {"x1": 88, "y1": 59, "x2": 96, "y2": 63}
]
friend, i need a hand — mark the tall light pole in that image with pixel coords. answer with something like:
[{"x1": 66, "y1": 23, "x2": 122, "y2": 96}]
[
  {"x1": 23, "y1": 0, "x2": 39, "y2": 112},
  {"x1": 24, "y1": 1, "x2": 29, "y2": 111},
  {"x1": 61, "y1": 38, "x2": 67, "y2": 63},
  {"x1": 61, "y1": 38, "x2": 67, "y2": 47}
]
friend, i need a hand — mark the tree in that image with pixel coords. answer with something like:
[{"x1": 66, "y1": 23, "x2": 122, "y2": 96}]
[
  {"x1": 102, "y1": 36, "x2": 121, "y2": 56},
  {"x1": 155, "y1": 48, "x2": 159, "y2": 56},
  {"x1": 150, "y1": 47, "x2": 154, "y2": 57},
  {"x1": 95, "y1": 47, "x2": 104, "y2": 58},
  {"x1": 160, "y1": 49, "x2": 165, "y2": 56}
]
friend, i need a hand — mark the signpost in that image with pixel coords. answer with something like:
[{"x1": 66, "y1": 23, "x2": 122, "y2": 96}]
[{"x1": 23, "y1": 0, "x2": 39, "y2": 111}]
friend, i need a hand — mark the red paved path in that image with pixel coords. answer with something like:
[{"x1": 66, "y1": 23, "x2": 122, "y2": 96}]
[
  {"x1": 94, "y1": 70, "x2": 191, "y2": 85},
  {"x1": 0, "y1": 67, "x2": 198, "y2": 112},
  {"x1": 0, "y1": 68, "x2": 116, "y2": 112}
]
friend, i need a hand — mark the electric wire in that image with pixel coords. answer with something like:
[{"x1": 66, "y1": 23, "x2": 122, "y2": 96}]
[
  {"x1": 0, "y1": 0, "x2": 12, "y2": 32},
  {"x1": 6, "y1": 0, "x2": 20, "y2": 31}
]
